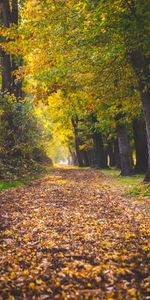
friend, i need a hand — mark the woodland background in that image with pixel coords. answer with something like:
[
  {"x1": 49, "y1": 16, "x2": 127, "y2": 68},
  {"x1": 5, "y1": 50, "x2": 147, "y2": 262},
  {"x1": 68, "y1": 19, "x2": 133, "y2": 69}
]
[
  {"x1": 0, "y1": 0, "x2": 150, "y2": 180},
  {"x1": 0, "y1": 2, "x2": 150, "y2": 299}
]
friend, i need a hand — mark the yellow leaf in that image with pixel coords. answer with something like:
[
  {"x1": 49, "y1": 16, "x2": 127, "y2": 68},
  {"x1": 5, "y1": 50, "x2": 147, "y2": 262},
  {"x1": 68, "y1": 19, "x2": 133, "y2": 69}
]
[
  {"x1": 87, "y1": 283, "x2": 92, "y2": 287},
  {"x1": 55, "y1": 281, "x2": 60, "y2": 287},
  {"x1": 53, "y1": 232, "x2": 58, "y2": 237},
  {"x1": 128, "y1": 289, "x2": 136, "y2": 296},
  {"x1": 10, "y1": 272, "x2": 15, "y2": 280},
  {"x1": 22, "y1": 270, "x2": 28, "y2": 275},
  {"x1": 36, "y1": 279, "x2": 42, "y2": 285},
  {"x1": 24, "y1": 236, "x2": 30, "y2": 242},
  {"x1": 8, "y1": 295, "x2": 15, "y2": 300},
  {"x1": 4, "y1": 230, "x2": 12, "y2": 235},
  {"x1": 142, "y1": 245, "x2": 149, "y2": 251},
  {"x1": 29, "y1": 282, "x2": 35, "y2": 289}
]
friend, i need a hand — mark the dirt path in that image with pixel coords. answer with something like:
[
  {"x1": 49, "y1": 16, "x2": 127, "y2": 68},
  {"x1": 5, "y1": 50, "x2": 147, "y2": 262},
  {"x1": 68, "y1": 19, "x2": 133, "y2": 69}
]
[{"x1": 0, "y1": 168, "x2": 149, "y2": 300}]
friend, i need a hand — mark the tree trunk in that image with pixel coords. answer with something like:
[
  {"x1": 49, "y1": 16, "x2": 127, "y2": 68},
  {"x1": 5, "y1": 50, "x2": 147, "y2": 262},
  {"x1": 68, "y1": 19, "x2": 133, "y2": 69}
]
[
  {"x1": 108, "y1": 143, "x2": 115, "y2": 167},
  {"x1": 133, "y1": 119, "x2": 148, "y2": 173},
  {"x1": 129, "y1": 50, "x2": 150, "y2": 181},
  {"x1": 114, "y1": 140, "x2": 121, "y2": 168},
  {"x1": 93, "y1": 132, "x2": 108, "y2": 168},
  {"x1": 71, "y1": 117, "x2": 83, "y2": 167},
  {"x1": 1, "y1": 52, "x2": 11, "y2": 92},
  {"x1": 1, "y1": 0, "x2": 11, "y2": 93},
  {"x1": 116, "y1": 124, "x2": 133, "y2": 176},
  {"x1": 81, "y1": 150, "x2": 90, "y2": 166},
  {"x1": 68, "y1": 147, "x2": 78, "y2": 166},
  {"x1": 87, "y1": 149, "x2": 95, "y2": 166},
  {"x1": 1, "y1": 0, "x2": 11, "y2": 26},
  {"x1": 140, "y1": 92, "x2": 150, "y2": 180},
  {"x1": 1, "y1": 0, "x2": 22, "y2": 97},
  {"x1": 11, "y1": 0, "x2": 22, "y2": 98},
  {"x1": 103, "y1": 149, "x2": 109, "y2": 168},
  {"x1": 11, "y1": 0, "x2": 18, "y2": 24}
]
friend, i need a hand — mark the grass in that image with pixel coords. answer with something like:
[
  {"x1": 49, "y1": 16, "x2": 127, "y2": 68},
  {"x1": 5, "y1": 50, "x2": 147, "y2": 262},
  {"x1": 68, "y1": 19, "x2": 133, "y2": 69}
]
[
  {"x1": 1, "y1": 166, "x2": 150, "y2": 199},
  {"x1": 101, "y1": 168, "x2": 150, "y2": 198},
  {"x1": 0, "y1": 178, "x2": 32, "y2": 192},
  {"x1": 0, "y1": 165, "x2": 53, "y2": 192}
]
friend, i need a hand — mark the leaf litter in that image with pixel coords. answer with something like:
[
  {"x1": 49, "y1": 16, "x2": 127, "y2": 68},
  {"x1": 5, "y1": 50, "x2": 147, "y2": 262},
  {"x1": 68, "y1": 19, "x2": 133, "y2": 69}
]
[{"x1": 0, "y1": 168, "x2": 150, "y2": 299}]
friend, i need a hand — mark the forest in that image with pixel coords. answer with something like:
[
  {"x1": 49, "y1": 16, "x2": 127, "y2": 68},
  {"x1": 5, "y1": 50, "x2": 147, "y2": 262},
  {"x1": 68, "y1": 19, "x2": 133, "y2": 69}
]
[
  {"x1": 0, "y1": 0, "x2": 150, "y2": 180},
  {"x1": 0, "y1": 1, "x2": 150, "y2": 299}
]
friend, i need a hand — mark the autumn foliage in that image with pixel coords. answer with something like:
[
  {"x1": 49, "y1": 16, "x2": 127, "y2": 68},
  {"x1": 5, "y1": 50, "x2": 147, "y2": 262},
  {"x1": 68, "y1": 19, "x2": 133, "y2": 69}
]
[{"x1": 0, "y1": 168, "x2": 150, "y2": 299}]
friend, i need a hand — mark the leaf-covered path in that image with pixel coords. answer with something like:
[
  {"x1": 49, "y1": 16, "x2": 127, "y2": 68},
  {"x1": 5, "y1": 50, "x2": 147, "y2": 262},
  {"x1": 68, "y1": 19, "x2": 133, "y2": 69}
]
[{"x1": 0, "y1": 168, "x2": 150, "y2": 300}]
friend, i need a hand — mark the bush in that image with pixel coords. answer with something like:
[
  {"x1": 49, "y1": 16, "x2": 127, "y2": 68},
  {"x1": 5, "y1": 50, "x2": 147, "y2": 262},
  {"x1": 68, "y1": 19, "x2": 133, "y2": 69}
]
[
  {"x1": 0, "y1": 94, "x2": 53, "y2": 179},
  {"x1": 0, "y1": 94, "x2": 39, "y2": 158}
]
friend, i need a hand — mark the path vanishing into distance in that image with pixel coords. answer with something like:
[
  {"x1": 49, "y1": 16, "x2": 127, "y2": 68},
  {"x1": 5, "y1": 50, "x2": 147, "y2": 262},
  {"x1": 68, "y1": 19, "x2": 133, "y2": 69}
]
[{"x1": 0, "y1": 168, "x2": 150, "y2": 300}]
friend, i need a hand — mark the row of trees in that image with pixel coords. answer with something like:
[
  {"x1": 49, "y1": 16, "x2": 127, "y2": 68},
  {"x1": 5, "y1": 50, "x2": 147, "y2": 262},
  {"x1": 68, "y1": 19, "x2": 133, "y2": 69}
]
[
  {"x1": 48, "y1": 89, "x2": 147, "y2": 175},
  {"x1": 0, "y1": 0, "x2": 54, "y2": 179},
  {"x1": 0, "y1": 0, "x2": 150, "y2": 180}
]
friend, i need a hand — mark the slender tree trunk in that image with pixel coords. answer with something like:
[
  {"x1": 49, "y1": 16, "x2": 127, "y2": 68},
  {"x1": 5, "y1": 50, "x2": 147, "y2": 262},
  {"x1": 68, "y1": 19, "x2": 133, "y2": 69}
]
[
  {"x1": 108, "y1": 143, "x2": 115, "y2": 167},
  {"x1": 11, "y1": 0, "x2": 18, "y2": 24},
  {"x1": 1, "y1": 52, "x2": 11, "y2": 92},
  {"x1": 11, "y1": 0, "x2": 22, "y2": 98},
  {"x1": 140, "y1": 92, "x2": 150, "y2": 180},
  {"x1": 82, "y1": 150, "x2": 90, "y2": 166},
  {"x1": 1, "y1": 0, "x2": 11, "y2": 93},
  {"x1": 116, "y1": 124, "x2": 133, "y2": 176},
  {"x1": 103, "y1": 149, "x2": 109, "y2": 168},
  {"x1": 93, "y1": 132, "x2": 108, "y2": 168},
  {"x1": 90, "y1": 113, "x2": 108, "y2": 168},
  {"x1": 87, "y1": 149, "x2": 94, "y2": 166},
  {"x1": 71, "y1": 117, "x2": 83, "y2": 167},
  {"x1": 1, "y1": 0, "x2": 11, "y2": 26},
  {"x1": 93, "y1": 132, "x2": 102, "y2": 167},
  {"x1": 133, "y1": 119, "x2": 148, "y2": 173},
  {"x1": 1, "y1": 0, "x2": 22, "y2": 97},
  {"x1": 86, "y1": 150, "x2": 91, "y2": 166},
  {"x1": 130, "y1": 50, "x2": 150, "y2": 181},
  {"x1": 114, "y1": 139, "x2": 121, "y2": 169},
  {"x1": 0, "y1": 0, "x2": 13, "y2": 157},
  {"x1": 68, "y1": 147, "x2": 77, "y2": 166}
]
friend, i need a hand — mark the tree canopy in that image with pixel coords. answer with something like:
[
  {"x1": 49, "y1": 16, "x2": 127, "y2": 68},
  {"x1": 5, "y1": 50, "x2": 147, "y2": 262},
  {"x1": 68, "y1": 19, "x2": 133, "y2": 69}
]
[{"x1": 0, "y1": 0, "x2": 150, "y2": 178}]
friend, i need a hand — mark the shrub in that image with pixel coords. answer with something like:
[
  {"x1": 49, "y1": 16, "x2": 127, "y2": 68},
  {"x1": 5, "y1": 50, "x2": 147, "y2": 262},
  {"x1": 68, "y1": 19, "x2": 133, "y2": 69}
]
[{"x1": 0, "y1": 94, "x2": 53, "y2": 179}]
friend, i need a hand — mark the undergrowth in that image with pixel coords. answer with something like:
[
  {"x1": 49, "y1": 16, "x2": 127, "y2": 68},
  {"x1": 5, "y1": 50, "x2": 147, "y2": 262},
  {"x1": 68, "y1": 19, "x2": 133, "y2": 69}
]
[
  {"x1": 101, "y1": 168, "x2": 150, "y2": 198},
  {"x1": 0, "y1": 164, "x2": 52, "y2": 191}
]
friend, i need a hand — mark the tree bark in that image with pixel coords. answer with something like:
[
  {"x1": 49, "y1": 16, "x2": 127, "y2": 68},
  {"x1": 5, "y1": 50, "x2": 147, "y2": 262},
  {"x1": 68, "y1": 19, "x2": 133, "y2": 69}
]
[
  {"x1": 87, "y1": 149, "x2": 95, "y2": 166},
  {"x1": 108, "y1": 143, "x2": 115, "y2": 167},
  {"x1": 71, "y1": 117, "x2": 83, "y2": 167},
  {"x1": 69, "y1": 147, "x2": 78, "y2": 166},
  {"x1": 103, "y1": 148, "x2": 109, "y2": 168},
  {"x1": 1, "y1": 0, "x2": 11, "y2": 26},
  {"x1": 140, "y1": 92, "x2": 150, "y2": 180},
  {"x1": 81, "y1": 150, "x2": 90, "y2": 166},
  {"x1": 116, "y1": 124, "x2": 133, "y2": 176},
  {"x1": 0, "y1": 0, "x2": 11, "y2": 93},
  {"x1": 114, "y1": 139, "x2": 121, "y2": 169},
  {"x1": 0, "y1": 0, "x2": 22, "y2": 96},
  {"x1": 1, "y1": 52, "x2": 11, "y2": 92},
  {"x1": 133, "y1": 119, "x2": 148, "y2": 173},
  {"x1": 93, "y1": 132, "x2": 108, "y2": 168},
  {"x1": 11, "y1": 0, "x2": 18, "y2": 24},
  {"x1": 11, "y1": 0, "x2": 22, "y2": 98},
  {"x1": 129, "y1": 50, "x2": 150, "y2": 180}
]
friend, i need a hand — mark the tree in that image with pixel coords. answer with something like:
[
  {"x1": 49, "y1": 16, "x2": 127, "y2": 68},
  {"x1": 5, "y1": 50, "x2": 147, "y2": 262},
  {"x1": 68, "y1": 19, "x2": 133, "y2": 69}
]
[
  {"x1": 91, "y1": 0, "x2": 150, "y2": 179},
  {"x1": 0, "y1": 0, "x2": 11, "y2": 92},
  {"x1": 133, "y1": 118, "x2": 148, "y2": 173},
  {"x1": 1, "y1": 0, "x2": 149, "y2": 178}
]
